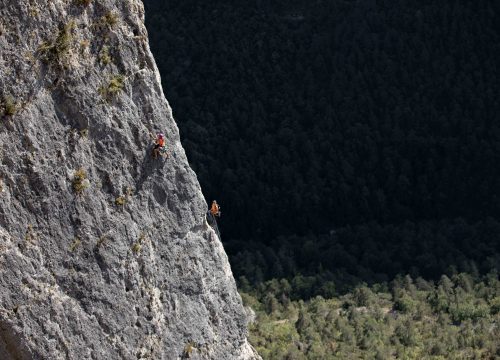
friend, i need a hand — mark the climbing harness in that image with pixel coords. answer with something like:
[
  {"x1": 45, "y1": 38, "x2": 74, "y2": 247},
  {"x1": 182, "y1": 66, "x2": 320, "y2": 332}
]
[{"x1": 159, "y1": 146, "x2": 168, "y2": 156}]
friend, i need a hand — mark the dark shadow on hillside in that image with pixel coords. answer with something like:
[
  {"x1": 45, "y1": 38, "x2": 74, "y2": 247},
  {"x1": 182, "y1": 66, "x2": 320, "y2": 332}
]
[{"x1": 228, "y1": 217, "x2": 500, "y2": 297}]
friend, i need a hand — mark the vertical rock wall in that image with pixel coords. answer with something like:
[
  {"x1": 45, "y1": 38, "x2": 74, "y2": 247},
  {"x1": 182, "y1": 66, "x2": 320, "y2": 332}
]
[{"x1": 0, "y1": 1, "x2": 259, "y2": 359}]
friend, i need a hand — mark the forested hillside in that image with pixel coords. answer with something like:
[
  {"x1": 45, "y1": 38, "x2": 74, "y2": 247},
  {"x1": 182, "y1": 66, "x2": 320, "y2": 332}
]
[
  {"x1": 143, "y1": 0, "x2": 500, "y2": 290},
  {"x1": 242, "y1": 272, "x2": 500, "y2": 359}
]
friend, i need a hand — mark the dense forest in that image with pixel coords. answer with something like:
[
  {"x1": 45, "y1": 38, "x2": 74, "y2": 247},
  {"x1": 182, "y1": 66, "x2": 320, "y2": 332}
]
[
  {"x1": 143, "y1": 0, "x2": 500, "y2": 291},
  {"x1": 142, "y1": 0, "x2": 500, "y2": 357},
  {"x1": 242, "y1": 272, "x2": 500, "y2": 358}
]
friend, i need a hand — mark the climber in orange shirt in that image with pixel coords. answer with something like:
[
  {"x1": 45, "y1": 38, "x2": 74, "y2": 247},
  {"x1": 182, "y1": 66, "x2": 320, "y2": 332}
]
[{"x1": 210, "y1": 200, "x2": 221, "y2": 217}]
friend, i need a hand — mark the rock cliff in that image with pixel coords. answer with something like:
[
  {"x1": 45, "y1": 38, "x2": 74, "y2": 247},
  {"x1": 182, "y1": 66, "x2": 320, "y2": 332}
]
[{"x1": 0, "y1": 1, "x2": 259, "y2": 359}]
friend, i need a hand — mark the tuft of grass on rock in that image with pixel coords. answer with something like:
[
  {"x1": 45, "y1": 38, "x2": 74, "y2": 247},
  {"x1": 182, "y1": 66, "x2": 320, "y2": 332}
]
[
  {"x1": 183, "y1": 342, "x2": 196, "y2": 358},
  {"x1": 99, "y1": 46, "x2": 112, "y2": 65},
  {"x1": 131, "y1": 233, "x2": 146, "y2": 254},
  {"x1": 131, "y1": 242, "x2": 141, "y2": 253},
  {"x1": 79, "y1": 39, "x2": 90, "y2": 54},
  {"x1": 99, "y1": 75, "x2": 125, "y2": 101},
  {"x1": 108, "y1": 75, "x2": 125, "y2": 94},
  {"x1": 103, "y1": 11, "x2": 119, "y2": 28},
  {"x1": 115, "y1": 195, "x2": 127, "y2": 206},
  {"x1": 2, "y1": 95, "x2": 17, "y2": 117},
  {"x1": 72, "y1": 168, "x2": 89, "y2": 194},
  {"x1": 69, "y1": 238, "x2": 81, "y2": 252},
  {"x1": 38, "y1": 21, "x2": 75, "y2": 66}
]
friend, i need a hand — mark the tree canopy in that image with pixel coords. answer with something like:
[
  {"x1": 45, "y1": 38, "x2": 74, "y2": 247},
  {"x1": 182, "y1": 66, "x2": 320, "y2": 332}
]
[{"x1": 143, "y1": 0, "x2": 500, "y2": 289}]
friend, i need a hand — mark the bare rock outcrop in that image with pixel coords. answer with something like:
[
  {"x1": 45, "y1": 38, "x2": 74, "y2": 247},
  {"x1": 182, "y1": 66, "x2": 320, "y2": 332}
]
[{"x1": 0, "y1": 1, "x2": 259, "y2": 359}]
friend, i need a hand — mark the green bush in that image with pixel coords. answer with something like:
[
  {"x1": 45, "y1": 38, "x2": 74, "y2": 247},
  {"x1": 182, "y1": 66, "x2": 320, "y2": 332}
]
[
  {"x1": 99, "y1": 46, "x2": 112, "y2": 65},
  {"x1": 72, "y1": 168, "x2": 89, "y2": 194},
  {"x1": 2, "y1": 96, "x2": 17, "y2": 117},
  {"x1": 76, "y1": 128, "x2": 88, "y2": 138},
  {"x1": 115, "y1": 196, "x2": 126, "y2": 206},
  {"x1": 38, "y1": 21, "x2": 75, "y2": 66},
  {"x1": 69, "y1": 238, "x2": 81, "y2": 252},
  {"x1": 394, "y1": 320, "x2": 418, "y2": 347},
  {"x1": 449, "y1": 301, "x2": 489, "y2": 323},
  {"x1": 102, "y1": 11, "x2": 118, "y2": 28},
  {"x1": 352, "y1": 286, "x2": 373, "y2": 307},
  {"x1": 428, "y1": 288, "x2": 450, "y2": 313},
  {"x1": 131, "y1": 242, "x2": 141, "y2": 253},
  {"x1": 243, "y1": 272, "x2": 498, "y2": 359},
  {"x1": 182, "y1": 342, "x2": 195, "y2": 357},
  {"x1": 394, "y1": 292, "x2": 417, "y2": 314},
  {"x1": 99, "y1": 75, "x2": 125, "y2": 100},
  {"x1": 490, "y1": 296, "x2": 500, "y2": 314}
]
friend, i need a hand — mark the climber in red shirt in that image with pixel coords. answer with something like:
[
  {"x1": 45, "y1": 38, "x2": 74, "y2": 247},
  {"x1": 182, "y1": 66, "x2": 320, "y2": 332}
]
[{"x1": 152, "y1": 132, "x2": 168, "y2": 159}]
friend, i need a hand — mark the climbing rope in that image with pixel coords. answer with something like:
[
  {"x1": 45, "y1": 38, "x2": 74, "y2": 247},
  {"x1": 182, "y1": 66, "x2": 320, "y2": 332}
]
[{"x1": 207, "y1": 212, "x2": 221, "y2": 239}]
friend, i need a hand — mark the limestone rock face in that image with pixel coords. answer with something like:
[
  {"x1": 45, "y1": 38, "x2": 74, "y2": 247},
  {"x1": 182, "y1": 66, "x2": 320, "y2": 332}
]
[{"x1": 0, "y1": 1, "x2": 259, "y2": 359}]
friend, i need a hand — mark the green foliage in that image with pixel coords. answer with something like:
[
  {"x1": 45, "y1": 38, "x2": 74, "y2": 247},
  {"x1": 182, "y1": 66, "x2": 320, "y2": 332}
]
[
  {"x1": 131, "y1": 242, "x2": 141, "y2": 253},
  {"x1": 99, "y1": 75, "x2": 125, "y2": 100},
  {"x1": 1, "y1": 95, "x2": 17, "y2": 117},
  {"x1": 69, "y1": 238, "x2": 81, "y2": 252},
  {"x1": 231, "y1": 219, "x2": 500, "y2": 297},
  {"x1": 490, "y1": 296, "x2": 500, "y2": 314},
  {"x1": 102, "y1": 11, "x2": 118, "y2": 28},
  {"x1": 131, "y1": 233, "x2": 146, "y2": 254},
  {"x1": 143, "y1": 0, "x2": 500, "y2": 290},
  {"x1": 394, "y1": 320, "x2": 419, "y2": 347},
  {"x1": 99, "y1": 46, "x2": 112, "y2": 65},
  {"x1": 143, "y1": 4, "x2": 500, "y2": 356},
  {"x1": 115, "y1": 196, "x2": 126, "y2": 206},
  {"x1": 352, "y1": 286, "x2": 374, "y2": 307},
  {"x1": 244, "y1": 272, "x2": 500, "y2": 359},
  {"x1": 394, "y1": 291, "x2": 417, "y2": 314},
  {"x1": 79, "y1": 39, "x2": 90, "y2": 54},
  {"x1": 114, "y1": 187, "x2": 134, "y2": 207},
  {"x1": 449, "y1": 300, "x2": 489, "y2": 323},
  {"x1": 182, "y1": 342, "x2": 194, "y2": 357},
  {"x1": 79, "y1": 128, "x2": 88, "y2": 138},
  {"x1": 38, "y1": 21, "x2": 75, "y2": 66},
  {"x1": 72, "y1": 168, "x2": 89, "y2": 194}
]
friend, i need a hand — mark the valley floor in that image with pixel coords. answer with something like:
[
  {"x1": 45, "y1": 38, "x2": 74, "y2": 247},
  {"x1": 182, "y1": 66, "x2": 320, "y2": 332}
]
[{"x1": 242, "y1": 272, "x2": 500, "y2": 359}]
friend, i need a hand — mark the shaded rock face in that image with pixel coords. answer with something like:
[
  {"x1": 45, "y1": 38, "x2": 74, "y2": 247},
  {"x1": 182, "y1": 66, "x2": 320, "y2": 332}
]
[{"x1": 0, "y1": 1, "x2": 259, "y2": 359}]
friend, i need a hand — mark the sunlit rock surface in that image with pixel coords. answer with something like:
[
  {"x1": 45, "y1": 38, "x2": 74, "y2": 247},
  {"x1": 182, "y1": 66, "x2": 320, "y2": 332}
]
[{"x1": 0, "y1": 1, "x2": 259, "y2": 358}]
